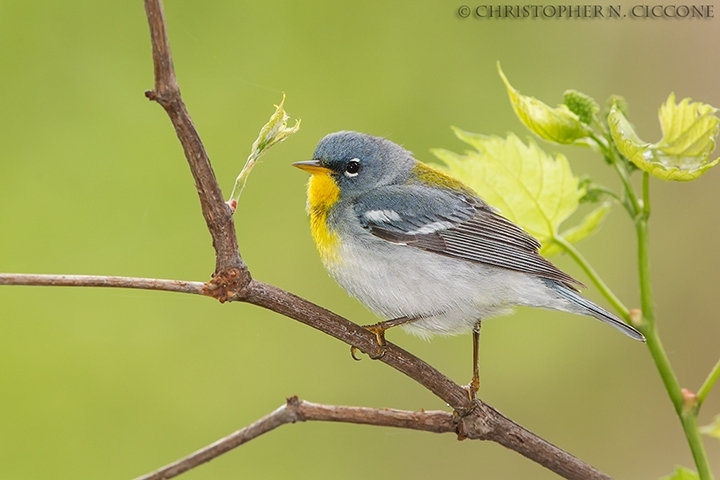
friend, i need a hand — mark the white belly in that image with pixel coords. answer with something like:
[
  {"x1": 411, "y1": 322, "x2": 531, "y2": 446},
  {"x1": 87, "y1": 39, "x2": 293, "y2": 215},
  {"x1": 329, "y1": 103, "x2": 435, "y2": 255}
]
[{"x1": 325, "y1": 234, "x2": 554, "y2": 337}]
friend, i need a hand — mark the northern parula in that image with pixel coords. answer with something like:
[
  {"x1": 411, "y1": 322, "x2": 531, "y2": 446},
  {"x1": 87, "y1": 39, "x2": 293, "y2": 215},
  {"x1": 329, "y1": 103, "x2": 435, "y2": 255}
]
[{"x1": 294, "y1": 131, "x2": 644, "y2": 393}]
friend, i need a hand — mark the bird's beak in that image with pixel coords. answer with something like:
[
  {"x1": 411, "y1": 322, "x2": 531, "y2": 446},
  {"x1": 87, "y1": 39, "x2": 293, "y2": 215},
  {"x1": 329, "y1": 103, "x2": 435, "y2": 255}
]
[{"x1": 293, "y1": 160, "x2": 331, "y2": 174}]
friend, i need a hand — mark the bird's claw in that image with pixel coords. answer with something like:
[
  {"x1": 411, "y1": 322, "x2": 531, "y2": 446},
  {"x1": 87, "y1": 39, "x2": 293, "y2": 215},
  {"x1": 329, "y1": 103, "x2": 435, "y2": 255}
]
[
  {"x1": 350, "y1": 346, "x2": 363, "y2": 361},
  {"x1": 463, "y1": 376, "x2": 480, "y2": 402},
  {"x1": 454, "y1": 381, "x2": 481, "y2": 419},
  {"x1": 349, "y1": 344, "x2": 387, "y2": 360},
  {"x1": 452, "y1": 400, "x2": 479, "y2": 420},
  {"x1": 349, "y1": 323, "x2": 388, "y2": 360}
]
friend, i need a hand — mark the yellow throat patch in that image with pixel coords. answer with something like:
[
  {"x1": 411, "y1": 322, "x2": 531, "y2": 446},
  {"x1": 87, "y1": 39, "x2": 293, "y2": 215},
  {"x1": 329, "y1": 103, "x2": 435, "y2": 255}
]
[{"x1": 306, "y1": 172, "x2": 341, "y2": 264}]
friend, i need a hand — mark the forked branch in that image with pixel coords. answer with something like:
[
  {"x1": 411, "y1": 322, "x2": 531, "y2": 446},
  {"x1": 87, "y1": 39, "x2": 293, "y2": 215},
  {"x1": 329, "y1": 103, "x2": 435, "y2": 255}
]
[
  {"x1": 135, "y1": 397, "x2": 456, "y2": 480},
  {"x1": 144, "y1": 0, "x2": 246, "y2": 278}
]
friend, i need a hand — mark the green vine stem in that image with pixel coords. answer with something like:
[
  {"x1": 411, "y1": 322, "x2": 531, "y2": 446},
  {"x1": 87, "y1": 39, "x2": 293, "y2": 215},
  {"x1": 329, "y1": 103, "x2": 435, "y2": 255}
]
[
  {"x1": 680, "y1": 413, "x2": 714, "y2": 480},
  {"x1": 590, "y1": 133, "x2": 641, "y2": 217},
  {"x1": 698, "y1": 358, "x2": 720, "y2": 407},
  {"x1": 507, "y1": 85, "x2": 718, "y2": 477},
  {"x1": 635, "y1": 265, "x2": 712, "y2": 478},
  {"x1": 624, "y1": 170, "x2": 713, "y2": 479},
  {"x1": 561, "y1": 164, "x2": 715, "y2": 478}
]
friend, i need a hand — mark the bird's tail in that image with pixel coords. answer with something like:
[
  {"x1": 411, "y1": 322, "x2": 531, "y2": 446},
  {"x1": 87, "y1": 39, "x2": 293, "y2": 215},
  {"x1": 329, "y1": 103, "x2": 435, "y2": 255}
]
[{"x1": 548, "y1": 281, "x2": 646, "y2": 342}]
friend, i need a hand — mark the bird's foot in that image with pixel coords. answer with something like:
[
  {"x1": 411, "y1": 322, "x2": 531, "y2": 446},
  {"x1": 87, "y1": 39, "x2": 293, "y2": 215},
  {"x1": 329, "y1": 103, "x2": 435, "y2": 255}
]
[
  {"x1": 462, "y1": 374, "x2": 480, "y2": 402},
  {"x1": 453, "y1": 381, "x2": 481, "y2": 419},
  {"x1": 447, "y1": 371, "x2": 482, "y2": 420},
  {"x1": 452, "y1": 399, "x2": 479, "y2": 420},
  {"x1": 350, "y1": 323, "x2": 388, "y2": 360}
]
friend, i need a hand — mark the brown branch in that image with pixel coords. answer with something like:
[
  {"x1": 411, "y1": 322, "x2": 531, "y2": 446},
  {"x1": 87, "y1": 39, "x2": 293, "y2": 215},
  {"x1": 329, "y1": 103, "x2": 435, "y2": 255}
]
[
  {"x1": 237, "y1": 281, "x2": 611, "y2": 480},
  {"x1": 457, "y1": 403, "x2": 612, "y2": 480},
  {"x1": 0, "y1": 272, "x2": 612, "y2": 480},
  {"x1": 241, "y1": 280, "x2": 473, "y2": 411},
  {"x1": 133, "y1": 395, "x2": 612, "y2": 480},
  {"x1": 0, "y1": 274, "x2": 205, "y2": 295},
  {"x1": 143, "y1": 0, "x2": 247, "y2": 280},
  {"x1": 134, "y1": 397, "x2": 457, "y2": 480}
]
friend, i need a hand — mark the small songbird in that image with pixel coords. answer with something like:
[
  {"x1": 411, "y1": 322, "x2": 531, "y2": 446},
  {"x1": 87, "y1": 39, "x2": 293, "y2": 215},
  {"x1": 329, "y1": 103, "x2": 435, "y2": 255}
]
[{"x1": 294, "y1": 131, "x2": 644, "y2": 395}]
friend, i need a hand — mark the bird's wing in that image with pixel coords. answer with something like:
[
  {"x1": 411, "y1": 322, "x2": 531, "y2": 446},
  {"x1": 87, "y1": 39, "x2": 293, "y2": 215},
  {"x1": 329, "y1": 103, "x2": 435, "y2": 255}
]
[{"x1": 353, "y1": 184, "x2": 583, "y2": 289}]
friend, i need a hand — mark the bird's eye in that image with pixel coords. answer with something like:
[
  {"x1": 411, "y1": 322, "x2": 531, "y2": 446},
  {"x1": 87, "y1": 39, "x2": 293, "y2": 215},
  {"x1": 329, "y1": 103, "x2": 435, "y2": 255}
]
[{"x1": 345, "y1": 159, "x2": 361, "y2": 177}]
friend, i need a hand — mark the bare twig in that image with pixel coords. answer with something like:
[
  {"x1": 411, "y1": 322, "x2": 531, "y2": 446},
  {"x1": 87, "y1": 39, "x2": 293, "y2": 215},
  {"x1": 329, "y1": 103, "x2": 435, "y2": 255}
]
[
  {"x1": 135, "y1": 397, "x2": 456, "y2": 480},
  {"x1": 144, "y1": 0, "x2": 247, "y2": 280},
  {"x1": 133, "y1": 394, "x2": 611, "y2": 480},
  {"x1": 0, "y1": 274, "x2": 204, "y2": 295}
]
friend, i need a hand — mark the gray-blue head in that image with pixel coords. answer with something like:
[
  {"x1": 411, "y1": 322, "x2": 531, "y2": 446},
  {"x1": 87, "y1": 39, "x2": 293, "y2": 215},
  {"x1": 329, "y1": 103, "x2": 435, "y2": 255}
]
[{"x1": 294, "y1": 131, "x2": 416, "y2": 198}]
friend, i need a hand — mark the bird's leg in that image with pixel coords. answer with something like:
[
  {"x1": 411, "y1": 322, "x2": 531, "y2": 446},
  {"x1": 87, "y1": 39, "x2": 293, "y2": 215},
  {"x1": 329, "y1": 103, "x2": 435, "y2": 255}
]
[
  {"x1": 466, "y1": 321, "x2": 482, "y2": 401},
  {"x1": 351, "y1": 316, "x2": 417, "y2": 360}
]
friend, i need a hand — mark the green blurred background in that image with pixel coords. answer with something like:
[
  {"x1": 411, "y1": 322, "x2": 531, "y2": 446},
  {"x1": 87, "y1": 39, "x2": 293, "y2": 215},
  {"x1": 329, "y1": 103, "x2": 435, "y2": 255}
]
[{"x1": 1, "y1": 1, "x2": 719, "y2": 478}]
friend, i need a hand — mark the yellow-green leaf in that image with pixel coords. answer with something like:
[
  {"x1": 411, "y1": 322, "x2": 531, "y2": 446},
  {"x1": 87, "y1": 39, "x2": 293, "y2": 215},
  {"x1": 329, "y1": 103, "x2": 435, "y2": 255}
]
[
  {"x1": 250, "y1": 93, "x2": 301, "y2": 158},
  {"x1": 541, "y1": 202, "x2": 611, "y2": 256},
  {"x1": 608, "y1": 93, "x2": 720, "y2": 181},
  {"x1": 433, "y1": 129, "x2": 601, "y2": 256},
  {"x1": 660, "y1": 466, "x2": 700, "y2": 480},
  {"x1": 227, "y1": 94, "x2": 301, "y2": 211},
  {"x1": 700, "y1": 414, "x2": 720, "y2": 439},
  {"x1": 498, "y1": 63, "x2": 593, "y2": 145}
]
